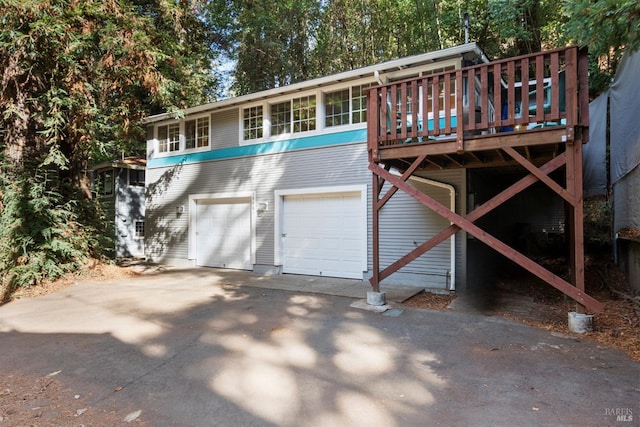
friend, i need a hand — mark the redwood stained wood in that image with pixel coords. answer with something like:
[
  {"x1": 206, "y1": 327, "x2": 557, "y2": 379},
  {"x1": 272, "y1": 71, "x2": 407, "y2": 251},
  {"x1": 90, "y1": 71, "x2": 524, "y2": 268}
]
[
  {"x1": 467, "y1": 68, "x2": 476, "y2": 132},
  {"x1": 565, "y1": 48, "x2": 578, "y2": 141},
  {"x1": 507, "y1": 61, "x2": 516, "y2": 125},
  {"x1": 456, "y1": 70, "x2": 464, "y2": 152},
  {"x1": 535, "y1": 55, "x2": 545, "y2": 122},
  {"x1": 578, "y1": 47, "x2": 590, "y2": 129},
  {"x1": 550, "y1": 53, "x2": 560, "y2": 120},
  {"x1": 367, "y1": 86, "x2": 379, "y2": 161},
  {"x1": 378, "y1": 128, "x2": 567, "y2": 160},
  {"x1": 566, "y1": 139, "x2": 586, "y2": 312},
  {"x1": 411, "y1": 80, "x2": 419, "y2": 140},
  {"x1": 370, "y1": 164, "x2": 602, "y2": 313},
  {"x1": 372, "y1": 172, "x2": 380, "y2": 292},
  {"x1": 433, "y1": 75, "x2": 441, "y2": 134},
  {"x1": 444, "y1": 73, "x2": 452, "y2": 134},
  {"x1": 519, "y1": 58, "x2": 530, "y2": 125},
  {"x1": 480, "y1": 67, "x2": 489, "y2": 129},
  {"x1": 400, "y1": 83, "x2": 407, "y2": 140},
  {"x1": 493, "y1": 63, "x2": 502, "y2": 129},
  {"x1": 367, "y1": 47, "x2": 594, "y2": 311},
  {"x1": 377, "y1": 155, "x2": 426, "y2": 209},
  {"x1": 370, "y1": 153, "x2": 567, "y2": 283},
  {"x1": 502, "y1": 146, "x2": 575, "y2": 205}
]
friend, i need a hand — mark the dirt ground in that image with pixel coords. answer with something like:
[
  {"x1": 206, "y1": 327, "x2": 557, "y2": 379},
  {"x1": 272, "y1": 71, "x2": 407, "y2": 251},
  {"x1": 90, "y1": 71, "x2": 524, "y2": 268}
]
[
  {"x1": 404, "y1": 257, "x2": 640, "y2": 363},
  {"x1": 0, "y1": 258, "x2": 638, "y2": 426}
]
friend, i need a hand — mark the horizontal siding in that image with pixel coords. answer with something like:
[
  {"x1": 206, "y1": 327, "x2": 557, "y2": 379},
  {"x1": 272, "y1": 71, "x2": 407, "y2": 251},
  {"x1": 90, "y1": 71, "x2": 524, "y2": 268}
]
[
  {"x1": 146, "y1": 142, "x2": 371, "y2": 265},
  {"x1": 421, "y1": 169, "x2": 466, "y2": 288},
  {"x1": 146, "y1": 140, "x2": 466, "y2": 287},
  {"x1": 211, "y1": 109, "x2": 239, "y2": 149},
  {"x1": 375, "y1": 169, "x2": 465, "y2": 287}
]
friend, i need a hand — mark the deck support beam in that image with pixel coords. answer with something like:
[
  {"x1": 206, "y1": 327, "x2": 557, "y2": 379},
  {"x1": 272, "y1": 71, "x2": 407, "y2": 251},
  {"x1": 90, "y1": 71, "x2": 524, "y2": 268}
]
[{"x1": 368, "y1": 152, "x2": 602, "y2": 313}]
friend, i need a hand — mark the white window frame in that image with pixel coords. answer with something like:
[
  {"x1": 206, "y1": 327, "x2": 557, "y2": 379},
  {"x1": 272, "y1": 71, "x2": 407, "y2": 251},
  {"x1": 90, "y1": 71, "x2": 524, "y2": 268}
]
[
  {"x1": 134, "y1": 220, "x2": 145, "y2": 239},
  {"x1": 242, "y1": 104, "x2": 265, "y2": 143},
  {"x1": 184, "y1": 114, "x2": 211, "y2": 151}
]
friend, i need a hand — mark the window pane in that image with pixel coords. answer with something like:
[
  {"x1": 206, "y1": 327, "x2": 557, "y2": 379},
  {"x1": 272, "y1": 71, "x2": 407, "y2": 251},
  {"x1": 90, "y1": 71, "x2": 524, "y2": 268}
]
[
  {"x1": 197, "y1": 117, "x2": 209, "y2": 147},
  {"x1": 185, "y1": 120, "x2": 196, "y2": 149},
  {"x1": 351, "y1": 84, "x2": 371, "y2": 124},
  {"x1": 129, "y1": 169, "x2": 145, "y2": 187},
  {"x1": 135, "y1": 221, "x2": 144, "y2": 238},
  {"x1": 243, "y1": 106, "x2": 263, "y2": 140},
  {"x1": 103, "y1": 171, "x2": 113, "y2": 195},
  {"x1": 270, "y1": 102, "x2": 290, "y2": 136},
  {"x1": 168, "y1": 123, "x2": 180, "y2": 151},
  {"x1": 157, "y1": 125, "x2": 168, "y2": 153},
  {"x1": 325, "y1": 89, "x2": 350, "y2": 127},
  {"x1": 292, "y1": 95, "x2": 315, "y2": 133}
]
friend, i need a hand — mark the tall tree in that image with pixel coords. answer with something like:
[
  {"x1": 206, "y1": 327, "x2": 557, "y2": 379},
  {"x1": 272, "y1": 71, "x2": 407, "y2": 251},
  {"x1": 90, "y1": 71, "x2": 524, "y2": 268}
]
[
  {"x1": 564, "y1": 0, "x2": 640, "y2": 94},
  {"x1": 231, "y1": 0, "x2": 319, "y2": 94},
  {"x1": 0, "y1": 0, "x2": 218, "y2": 290}
]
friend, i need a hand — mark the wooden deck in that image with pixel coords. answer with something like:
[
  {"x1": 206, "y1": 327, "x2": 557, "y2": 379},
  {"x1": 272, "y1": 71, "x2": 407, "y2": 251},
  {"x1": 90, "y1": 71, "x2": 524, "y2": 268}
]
[{"x1": 367, "y1": 46, "x2": 603, "y2": 313}]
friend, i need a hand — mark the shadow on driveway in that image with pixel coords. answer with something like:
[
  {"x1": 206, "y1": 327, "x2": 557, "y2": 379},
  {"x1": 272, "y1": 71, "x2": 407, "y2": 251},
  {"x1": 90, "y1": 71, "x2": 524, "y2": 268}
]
[{"x1": 0, "y1": 268, "x2": 637, "y2": 426}]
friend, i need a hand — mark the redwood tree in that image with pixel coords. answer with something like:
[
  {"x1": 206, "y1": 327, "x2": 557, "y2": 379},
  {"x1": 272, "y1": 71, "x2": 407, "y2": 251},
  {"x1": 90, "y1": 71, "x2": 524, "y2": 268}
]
[{"x1": 0, "y1": 0, "x2": 218, "y2": 291}]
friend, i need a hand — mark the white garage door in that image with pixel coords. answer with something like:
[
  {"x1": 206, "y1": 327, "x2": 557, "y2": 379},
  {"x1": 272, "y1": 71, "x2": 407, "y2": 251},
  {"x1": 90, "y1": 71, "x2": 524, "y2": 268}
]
[
  {"x1": 196, "y1": 199, "x2": 252, "y2": 270},
  {"x1": 282, "y1": 192, "x2": 364, "y2": 279}
]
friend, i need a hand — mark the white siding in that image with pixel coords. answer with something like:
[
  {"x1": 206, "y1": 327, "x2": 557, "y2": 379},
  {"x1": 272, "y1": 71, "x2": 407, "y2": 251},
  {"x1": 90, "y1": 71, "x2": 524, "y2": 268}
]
[
  {"x1": 146, "y1": 142, "x2": 466, "y2": 288},
  {"x1": 211, "y1": 109, "x2": 239, "y2": 149}
]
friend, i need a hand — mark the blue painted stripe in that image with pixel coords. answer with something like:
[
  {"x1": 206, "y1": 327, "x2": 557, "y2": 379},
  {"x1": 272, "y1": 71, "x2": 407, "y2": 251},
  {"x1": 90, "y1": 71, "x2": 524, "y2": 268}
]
[{"x1": 148, "y1": 128, "x2": 367, "y2": 168}]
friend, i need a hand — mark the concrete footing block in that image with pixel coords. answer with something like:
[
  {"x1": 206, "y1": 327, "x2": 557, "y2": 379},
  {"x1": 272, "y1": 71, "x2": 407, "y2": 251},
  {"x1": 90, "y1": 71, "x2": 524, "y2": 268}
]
[
  {"x1": 367, "y1": 291, "x2": 386, "y2": 306},
  {"x1": 568, "y1": 311, "x2": 594, "y2": 333}
]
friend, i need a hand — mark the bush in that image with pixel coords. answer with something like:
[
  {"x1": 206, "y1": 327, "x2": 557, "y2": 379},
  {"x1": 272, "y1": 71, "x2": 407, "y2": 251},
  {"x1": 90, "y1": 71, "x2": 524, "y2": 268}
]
[{"x1": 0, "y1": 164, "x2": 110, "y2": 292}]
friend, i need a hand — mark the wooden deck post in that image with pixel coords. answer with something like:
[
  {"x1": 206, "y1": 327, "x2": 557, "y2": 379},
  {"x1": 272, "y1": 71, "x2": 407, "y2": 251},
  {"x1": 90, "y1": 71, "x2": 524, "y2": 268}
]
[
  {"x1": 371, "y1": 170, "x2": 381, "y2": 292},
  {"x1": 566, "y1": 138, "x2": 586, "y2": 312},
  {"x1": 366, "y1": 46, "x2": 599, "y2": 313}
]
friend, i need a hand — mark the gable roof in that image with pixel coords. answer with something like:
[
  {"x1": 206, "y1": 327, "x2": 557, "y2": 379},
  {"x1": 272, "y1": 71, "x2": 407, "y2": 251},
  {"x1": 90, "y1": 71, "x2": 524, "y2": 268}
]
[{"x1": 143, "y1": 43, "x2": 488, "y2": 124}]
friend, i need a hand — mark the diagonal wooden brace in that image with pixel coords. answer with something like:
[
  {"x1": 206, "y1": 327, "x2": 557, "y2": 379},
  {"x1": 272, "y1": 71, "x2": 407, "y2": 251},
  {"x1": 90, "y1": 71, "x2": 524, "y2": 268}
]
[
  {"x1": 369, "y1": 162, "x2": 603, "y2": 313},
  {"x1": 502, "y1": 146, "x2": 576, "y2": 205},
  {"x1": 371, "y1": 153, "x2": 568, "y2": 283}
]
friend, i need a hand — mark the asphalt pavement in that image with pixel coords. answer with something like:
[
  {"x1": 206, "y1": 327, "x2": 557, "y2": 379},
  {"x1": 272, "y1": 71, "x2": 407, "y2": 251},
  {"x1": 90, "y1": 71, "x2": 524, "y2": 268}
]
[{"x1": 0, "y1": 267, "x2": 637, "y2": 426}]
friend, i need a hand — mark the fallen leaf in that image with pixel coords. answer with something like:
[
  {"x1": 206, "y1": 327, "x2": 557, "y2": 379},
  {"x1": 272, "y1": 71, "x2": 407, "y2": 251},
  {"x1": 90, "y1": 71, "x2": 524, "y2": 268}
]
[
  {"x1": 114, "y1": 386, "x2": 123, "y2": 392},
  {"x1": 76, "y1": 408, "x2": 87, "y2": 416},
  {"x1": 532, "y1": 407, "x2": 539, "y2": 411},
  {"x1": 124, "y1": 410, "x2": 142, "y2": 422}
]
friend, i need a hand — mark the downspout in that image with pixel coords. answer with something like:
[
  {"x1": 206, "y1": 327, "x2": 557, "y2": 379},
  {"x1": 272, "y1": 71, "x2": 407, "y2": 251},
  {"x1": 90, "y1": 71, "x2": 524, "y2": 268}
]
[{"x1": 392, "y1": 170, "x2": 457, "y2": 290}]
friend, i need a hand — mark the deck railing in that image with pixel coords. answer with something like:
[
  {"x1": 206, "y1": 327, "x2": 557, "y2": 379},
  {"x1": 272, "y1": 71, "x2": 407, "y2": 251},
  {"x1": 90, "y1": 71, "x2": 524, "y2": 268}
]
[{"x1": 367, "y1": 46, "x2": 589, "y2": 157}]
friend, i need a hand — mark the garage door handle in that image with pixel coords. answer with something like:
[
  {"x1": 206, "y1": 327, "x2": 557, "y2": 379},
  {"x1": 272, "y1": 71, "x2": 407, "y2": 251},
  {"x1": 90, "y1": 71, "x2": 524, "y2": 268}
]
[{"x1": 282, "y1": 233, "x2": 286, "y2": 237}]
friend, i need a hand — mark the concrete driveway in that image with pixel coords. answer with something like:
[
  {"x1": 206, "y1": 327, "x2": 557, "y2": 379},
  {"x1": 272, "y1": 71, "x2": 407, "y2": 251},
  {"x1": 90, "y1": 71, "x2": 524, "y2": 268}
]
[{"x1": 0, "y1": 267, "x2": 637, "y2": 426}]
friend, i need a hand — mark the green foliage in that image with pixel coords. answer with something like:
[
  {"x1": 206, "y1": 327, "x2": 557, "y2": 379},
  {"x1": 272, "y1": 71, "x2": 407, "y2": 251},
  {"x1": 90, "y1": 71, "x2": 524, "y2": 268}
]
[
  {"x1": 225, "y1": 0, "x2": 568, "y2": 93},
  {"x1": 0, "y1": 0, "x2": 220, "y2": 292},
  {"x1": 563, "y1": 0, "x2": 640, "y2": 95},
  {"x1": 0, "y1": 162, "x2": 110, "y2": 290},
  {"x1": 584, "y1": 197, "x2": 613, "y2": 249}
]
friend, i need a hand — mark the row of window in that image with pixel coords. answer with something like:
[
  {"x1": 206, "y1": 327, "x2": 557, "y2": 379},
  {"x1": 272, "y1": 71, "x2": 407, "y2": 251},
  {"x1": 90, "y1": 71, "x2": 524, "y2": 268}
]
[
  {"x1": 153, "y1": 64, "x2": 459, "y2": 153},
  {"x1": 158, "y1": 116, "x2": 210, "y2": 153},
  {"x1": 242, "y1": 84, "x2": 370, "y2": 141},
  {"x1": 94, "y1": 169, "x2": 145, "y2": 196},
  {"x1": 154, "y1": 84, "x2": 372, "y2": 153}
]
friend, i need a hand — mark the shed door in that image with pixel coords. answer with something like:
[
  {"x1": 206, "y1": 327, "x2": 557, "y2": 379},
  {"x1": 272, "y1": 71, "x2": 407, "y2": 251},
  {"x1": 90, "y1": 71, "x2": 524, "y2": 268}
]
[
  {"x1": 196, "y1": 199, "x2": 252, "y2": 270},
  {"x1": 282, "y1": 192, "x2": 363, "y2": 279}
]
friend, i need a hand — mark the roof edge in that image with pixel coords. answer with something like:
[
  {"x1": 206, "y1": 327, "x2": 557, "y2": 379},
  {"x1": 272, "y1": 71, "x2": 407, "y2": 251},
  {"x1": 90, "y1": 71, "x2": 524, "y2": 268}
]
[{"x1": 143, "y1": 43, "x2": 487, "y2": 124}]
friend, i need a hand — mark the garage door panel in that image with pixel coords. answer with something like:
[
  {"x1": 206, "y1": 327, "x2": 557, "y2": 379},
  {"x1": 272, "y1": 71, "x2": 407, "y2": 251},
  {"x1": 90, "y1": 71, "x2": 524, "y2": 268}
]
[
  {"x1": 282, "y1": 191, "x2": 363, "y2": 279},
  {"x1": 196, "y1": 200, "x2": 252, "y2": 270}
]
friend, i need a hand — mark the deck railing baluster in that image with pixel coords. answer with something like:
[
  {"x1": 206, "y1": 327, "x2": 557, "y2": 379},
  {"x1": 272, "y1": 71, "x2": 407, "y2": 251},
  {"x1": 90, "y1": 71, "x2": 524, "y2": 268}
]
[{"x1": 367, "y1": 47, "x2": 584, "y2": 154}]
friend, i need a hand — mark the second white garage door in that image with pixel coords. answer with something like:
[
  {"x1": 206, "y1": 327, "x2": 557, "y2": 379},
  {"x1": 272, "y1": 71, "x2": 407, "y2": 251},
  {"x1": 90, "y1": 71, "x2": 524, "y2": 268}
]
[
  {"x1": 196, "y1": 199, "x2": 252, "y2": 270},
  {"x1": 282, "y1": 191, "x2": 364, "y2": 279}
]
